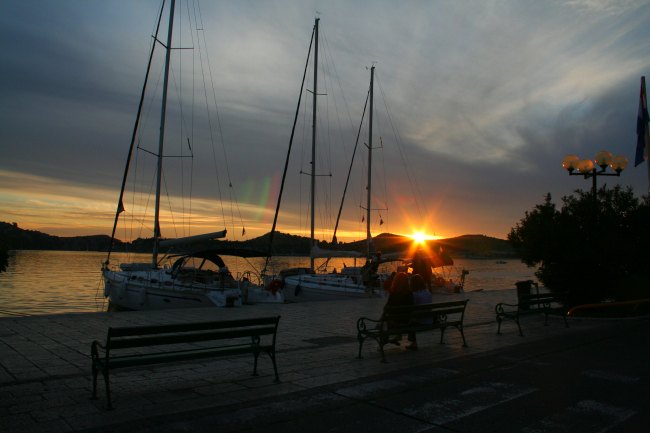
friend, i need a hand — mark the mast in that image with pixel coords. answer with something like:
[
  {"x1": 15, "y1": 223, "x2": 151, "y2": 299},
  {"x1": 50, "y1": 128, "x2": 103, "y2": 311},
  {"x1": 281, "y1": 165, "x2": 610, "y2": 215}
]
[
  {"x1": 366, "y1": 66, "x2": 375, "y2": 258},
  {"x1": 310, "y1": 17, "x2": 319, "y2": 270},
  {"x1": 105, "y1": 1, "x2": 166, "y2": 266},
  {"x1": 152, "y1": 0, "x2": 176, "y2": 268}
]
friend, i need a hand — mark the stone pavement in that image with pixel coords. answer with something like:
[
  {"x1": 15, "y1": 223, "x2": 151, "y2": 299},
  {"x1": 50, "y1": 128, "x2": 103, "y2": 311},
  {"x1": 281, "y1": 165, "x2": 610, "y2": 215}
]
[{"x1": 1, "y1": 289, "x2": 646, "y2": 432}]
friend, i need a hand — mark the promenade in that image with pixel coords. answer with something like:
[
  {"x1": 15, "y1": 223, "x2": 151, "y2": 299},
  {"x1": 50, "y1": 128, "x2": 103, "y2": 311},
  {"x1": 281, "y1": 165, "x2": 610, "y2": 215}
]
[{"x1": 1, "y1": 289, "x2": 648, "y2": 432}]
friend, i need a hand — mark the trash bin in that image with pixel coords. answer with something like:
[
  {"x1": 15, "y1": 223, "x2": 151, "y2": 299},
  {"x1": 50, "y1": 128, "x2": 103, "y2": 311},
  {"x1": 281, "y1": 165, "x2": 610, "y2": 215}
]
[{"x1": 515, "y1": 280, "x2": 533, "y2": 310}]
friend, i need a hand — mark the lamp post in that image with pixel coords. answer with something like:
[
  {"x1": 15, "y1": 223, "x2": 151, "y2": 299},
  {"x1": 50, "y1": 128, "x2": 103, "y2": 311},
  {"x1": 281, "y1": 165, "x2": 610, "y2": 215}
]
[{"x1": 562, "y1": 151, "x2": 628, "y2": 198}]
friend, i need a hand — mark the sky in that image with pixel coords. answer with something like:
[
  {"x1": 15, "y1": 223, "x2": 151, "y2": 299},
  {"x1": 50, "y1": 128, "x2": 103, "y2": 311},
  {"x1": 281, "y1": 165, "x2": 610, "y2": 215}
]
[{"x1": 1, "y1": 0, "x2": 649, "y2": 244}]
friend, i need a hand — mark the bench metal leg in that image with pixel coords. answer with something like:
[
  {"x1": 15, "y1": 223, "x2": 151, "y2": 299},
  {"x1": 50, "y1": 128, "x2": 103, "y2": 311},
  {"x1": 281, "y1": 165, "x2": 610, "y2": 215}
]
[
  {"x1": 458, "y1": 326, "x2": 468, "y2": 347},
  {"x1": 516, "y1": 318, "x2": 524, "y2": 337},
  {"x1": 252, "y1": 351, "x2": 260, "y2": 376},
  {"x1": 268, "y1": 350, "x2": 280, "y2": 383},
  {"x1": 103, "y1": 370, "x2": 113, "y2": 410},
  {"x1": 357, "y1": 335, "x2": 365, "y2": 359},
  {"x1": 497, "y1": 316, "x2": 520, "y2": 335},
  {"x1": 91, "y1": 363, "x2": 98, "y2": 400}
]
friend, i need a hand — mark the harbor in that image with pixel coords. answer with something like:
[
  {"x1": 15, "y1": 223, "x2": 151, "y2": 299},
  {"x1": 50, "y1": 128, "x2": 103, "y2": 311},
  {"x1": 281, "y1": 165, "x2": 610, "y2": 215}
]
[
  {"x1": 0, "y1": 250, "x2": 534, "y2": 317},
  {"x1": 2, "y1": 288, "x2": 648, "y2": 432},
  {"x1": 2, "y1": 2, "x2": 649, "y2": 431}
]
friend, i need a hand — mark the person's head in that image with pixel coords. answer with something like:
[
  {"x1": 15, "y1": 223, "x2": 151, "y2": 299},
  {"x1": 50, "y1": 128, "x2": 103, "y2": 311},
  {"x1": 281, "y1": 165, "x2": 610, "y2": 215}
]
[
  {"x1": 390, "y1": 272, "x2": 410, "y2": 294},
  {"x1": 410, "y1": 274, "x2": 426, "y2": 292}
]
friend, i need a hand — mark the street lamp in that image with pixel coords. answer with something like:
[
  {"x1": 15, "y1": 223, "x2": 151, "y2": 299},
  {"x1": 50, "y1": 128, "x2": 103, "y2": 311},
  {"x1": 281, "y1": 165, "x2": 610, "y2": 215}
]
[{"x1": 562, "y1": 151, "x2": 628, "y2": 197}]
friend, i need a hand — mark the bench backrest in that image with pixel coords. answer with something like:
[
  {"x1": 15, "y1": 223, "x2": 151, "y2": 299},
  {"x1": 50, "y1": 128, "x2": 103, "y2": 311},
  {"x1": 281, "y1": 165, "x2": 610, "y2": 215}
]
[
  {"x1": 383, "y1": 300, "x2": 468, "y2": 325},
  {"x1": 106, "y1": 316, "x2": 280, "y2": 351},
  {"x1": 520, "y1": 293, "x2": 566, "y2": 304}
]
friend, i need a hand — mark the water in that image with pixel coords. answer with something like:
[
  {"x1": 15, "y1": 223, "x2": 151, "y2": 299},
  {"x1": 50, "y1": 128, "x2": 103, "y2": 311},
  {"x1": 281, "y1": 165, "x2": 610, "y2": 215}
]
[{"x1": 0, "y1": 250, "x2": 536, "y2": 317}]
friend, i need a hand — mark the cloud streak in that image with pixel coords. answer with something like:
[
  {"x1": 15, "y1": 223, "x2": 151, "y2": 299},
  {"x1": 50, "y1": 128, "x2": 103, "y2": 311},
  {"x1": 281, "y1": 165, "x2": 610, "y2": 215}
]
[{"x1": 1, "y1": 0, "x2": 649, "y2": 242}]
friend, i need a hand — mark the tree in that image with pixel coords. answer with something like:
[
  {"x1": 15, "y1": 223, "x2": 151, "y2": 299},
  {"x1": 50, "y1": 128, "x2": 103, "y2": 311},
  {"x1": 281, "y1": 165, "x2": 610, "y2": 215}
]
[{"x1": 508, "y1": 187, "x2": 650, "y2": 307}]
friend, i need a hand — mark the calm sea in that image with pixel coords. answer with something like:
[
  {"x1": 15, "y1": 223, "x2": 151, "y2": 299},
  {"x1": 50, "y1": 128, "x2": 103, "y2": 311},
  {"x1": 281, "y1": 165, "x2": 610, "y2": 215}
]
[{"x1": 0, "y1": 250, "x2": 536, "y2": 317}]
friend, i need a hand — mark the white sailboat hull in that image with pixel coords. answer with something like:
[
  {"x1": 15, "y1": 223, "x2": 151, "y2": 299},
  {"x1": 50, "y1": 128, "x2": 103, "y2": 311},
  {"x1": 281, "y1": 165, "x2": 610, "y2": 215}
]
[
  {"x1": 282, "y1": 273, "x2": 385, "y2": 302},
  {"x1": 103, "y1": 268, "x2": 243, "y2": 310}
]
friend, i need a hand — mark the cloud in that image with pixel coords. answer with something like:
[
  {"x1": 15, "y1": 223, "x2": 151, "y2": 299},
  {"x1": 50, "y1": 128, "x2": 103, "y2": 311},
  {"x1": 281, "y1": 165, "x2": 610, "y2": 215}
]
[{"x1": 1, "y1": 0, "x2": 649, "y2": 241}]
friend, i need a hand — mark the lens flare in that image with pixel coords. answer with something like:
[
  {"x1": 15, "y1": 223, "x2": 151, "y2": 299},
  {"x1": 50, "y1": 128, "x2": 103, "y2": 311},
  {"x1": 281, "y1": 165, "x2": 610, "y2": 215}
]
[{"x1": 411, "y1": 231, "x2": 428, "y2": 244}]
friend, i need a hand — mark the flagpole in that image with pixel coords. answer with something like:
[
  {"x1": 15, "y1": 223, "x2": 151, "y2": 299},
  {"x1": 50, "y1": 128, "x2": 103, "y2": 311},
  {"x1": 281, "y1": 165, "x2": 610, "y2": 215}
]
[
  {"x1": 635, "y1": 76, "x2": 650, "y2": 196},
  {"x1": 645, "y1": 76, "x2": 650, "y2": 197},
  {"x1": 645, "y1": 76, "x2": 650, "y2": 196}
]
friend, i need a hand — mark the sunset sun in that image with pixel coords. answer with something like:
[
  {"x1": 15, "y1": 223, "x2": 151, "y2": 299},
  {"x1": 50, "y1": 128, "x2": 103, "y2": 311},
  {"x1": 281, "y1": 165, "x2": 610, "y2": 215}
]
[{"x1": 410, "y1": 231, "x2": 436, "y2": 244}]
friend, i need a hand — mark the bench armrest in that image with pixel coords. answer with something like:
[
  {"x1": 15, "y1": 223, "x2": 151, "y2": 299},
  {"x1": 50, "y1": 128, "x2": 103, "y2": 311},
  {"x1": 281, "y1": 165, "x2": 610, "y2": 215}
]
[
  {"x1": 91, "y1": 340, "x2": 107, "y2": 361},
  {"x1": 495, "y1": 302, "x2": 518, "y2": 314},
  {"x1": 356, "y1": 317, "x2": 382, "y2": 333}
]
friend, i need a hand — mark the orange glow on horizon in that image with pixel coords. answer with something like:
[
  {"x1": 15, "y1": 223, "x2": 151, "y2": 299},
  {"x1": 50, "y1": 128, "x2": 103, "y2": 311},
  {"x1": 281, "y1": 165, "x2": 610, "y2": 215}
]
[{"x1": 408, "y1": 231, "x2": 442, "y2": 244}]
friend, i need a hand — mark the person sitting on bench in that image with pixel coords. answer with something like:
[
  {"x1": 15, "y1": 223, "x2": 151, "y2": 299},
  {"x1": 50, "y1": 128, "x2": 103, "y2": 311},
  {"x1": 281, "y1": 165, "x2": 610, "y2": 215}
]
[{"x1": 384, "y1": 272, "x2": 417, "y2": 350}]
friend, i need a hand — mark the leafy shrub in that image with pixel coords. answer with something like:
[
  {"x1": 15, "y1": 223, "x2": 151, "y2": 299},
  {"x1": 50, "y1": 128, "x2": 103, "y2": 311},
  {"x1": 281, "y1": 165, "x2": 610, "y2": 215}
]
[{"x1": 508, "y1": 187, "x2": 650, "y2": 307}]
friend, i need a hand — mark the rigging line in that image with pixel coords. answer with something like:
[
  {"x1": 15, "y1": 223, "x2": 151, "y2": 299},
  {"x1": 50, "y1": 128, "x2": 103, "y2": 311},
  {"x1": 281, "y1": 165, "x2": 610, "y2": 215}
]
[
  {"x1": 332, "y1": 86, "x2": 370, "y2": 243},
  {"x1": 185, "y1": 0, "x2": 197, "y2": 236},
  {"x1": 322, "y1": 36, "x2": 362, "y2": 242},
  {"x1": 322, "y1": 34, "x2": 365, "y2": 237},
  {"x1": 127, "y1": 152, "x2": 157, "y2": 248},
  {"x1": 124, "y1": 145, "x2": 140, "y2": 252},
  {"x1": 264, "y1": 22, "x2": 316, "y2": 272},
  {"x1": 380, "y1": 136, "x2": 389, "y2": 219},
  {"x1": 191, "y1": 1, "x2": 227, "y2": 227},
  {"x1": 376, "y1": 72, "x2": 427, "y2": 221},
  {"x1": 106, "y1": 0, "x2": 166, "y2": 264},
  {"x1": 316, "y1": 47, "x2": 334, "y2": 242},
  {"x1": 177, "y1": 2, "x2": 191, "y2": 237},
  {"x1": 317, "y1": 88, "x2": 332, "y2": 240},
  {"x1": 167, "y1": 6, "x2": 200, "y2": 236},
  {"x1": 168, "y1": 61, "x2": 192, "y2": 236},
  {"x1": 369, "y1": 96, "x2": 390, "y2": 224},
  {"x1": 321, "y1": 32, "x2": 357, "y2": 145},
  {"x1": 135, "y1": 56, "x2": 165, "y2": 157},
  {"x1": 195, "y1": 0, "x2": 244, "y2": 237},
  {"x1": 299, "y1": 84, "x2": 309, "y2": 239}
]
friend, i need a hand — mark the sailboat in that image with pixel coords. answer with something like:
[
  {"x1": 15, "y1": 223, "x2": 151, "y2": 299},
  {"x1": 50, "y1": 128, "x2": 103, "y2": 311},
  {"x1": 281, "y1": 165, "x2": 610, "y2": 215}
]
[
  {"x1": 101, "y1": 0, "x2": 283, "y2": 310},
  {"x1": 271, "y1": 19, "x2": 388, "y2": 301}
]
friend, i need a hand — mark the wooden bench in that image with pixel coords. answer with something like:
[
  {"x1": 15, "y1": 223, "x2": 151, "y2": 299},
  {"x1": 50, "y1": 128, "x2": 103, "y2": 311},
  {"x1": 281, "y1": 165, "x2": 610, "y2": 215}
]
[
  {"x1": 91, "y1": 316, "x2": 280, "y2": 409},
  {"x1": 495, "y1": 292, "x2": 568, "y2": 336},
  {"x1": 356, "y1": 300, "x2": 468, "y2": 362}
]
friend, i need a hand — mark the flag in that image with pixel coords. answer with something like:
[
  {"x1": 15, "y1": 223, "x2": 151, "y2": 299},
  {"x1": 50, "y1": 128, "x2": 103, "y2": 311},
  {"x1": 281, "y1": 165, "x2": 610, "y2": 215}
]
[{"x1": 635, "y1": 76, "x2": 649, "y2": 167}]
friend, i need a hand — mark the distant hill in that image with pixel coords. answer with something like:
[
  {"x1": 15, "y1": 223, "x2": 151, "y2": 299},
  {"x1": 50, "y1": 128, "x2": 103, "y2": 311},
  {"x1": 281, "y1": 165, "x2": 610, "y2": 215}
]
[
  {"x1": 343, "y1": 232, "x2": 514, "y2": 259},
  {"x1": 438, "y1": 234, "x2": 515, "y2": 258},
  {"x1": 0, "y1": 221, "x2": 515, "y2": 258},
  {"x1": 0, "y1": 222, "x2": 124, "y2": 252}
]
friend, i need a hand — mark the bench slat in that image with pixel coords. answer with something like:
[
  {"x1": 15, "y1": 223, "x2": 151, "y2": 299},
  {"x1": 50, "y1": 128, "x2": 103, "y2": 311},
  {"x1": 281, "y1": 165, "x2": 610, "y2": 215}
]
[
  {"x1": 99, "y1": 344, "x2": 275, "y2": 369},
  {"x1": 108, "y1": 316, "x2": 279, "y2": 337},
  {"x1": 109, "y1": 326, "x2": 276, "y2": 349}
]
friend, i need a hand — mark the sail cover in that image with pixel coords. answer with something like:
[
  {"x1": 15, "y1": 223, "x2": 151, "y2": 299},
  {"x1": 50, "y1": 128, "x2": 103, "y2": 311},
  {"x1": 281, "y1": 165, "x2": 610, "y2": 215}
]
[{"x1": 159, "y1": 230, "x2": 227, "y2": 247}]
